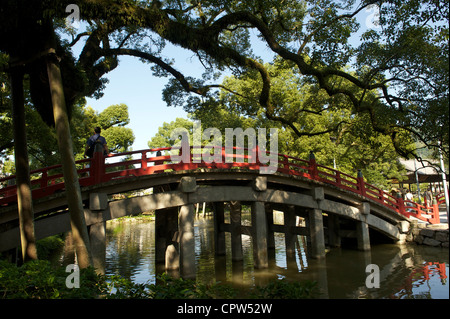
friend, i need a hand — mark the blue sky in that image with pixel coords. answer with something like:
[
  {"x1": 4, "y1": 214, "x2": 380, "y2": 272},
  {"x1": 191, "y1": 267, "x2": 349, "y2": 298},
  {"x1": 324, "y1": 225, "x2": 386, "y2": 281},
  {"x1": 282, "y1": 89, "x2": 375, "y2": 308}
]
[
  {"x1": 81, "y1": 6, "x2": 378, "y2": 152},
  {"x1": 85, "y1": 45, "x2": 195, "y2": 151},
  {"x1": 84, "y1": 35, "x2": 275, "y2": 152}
]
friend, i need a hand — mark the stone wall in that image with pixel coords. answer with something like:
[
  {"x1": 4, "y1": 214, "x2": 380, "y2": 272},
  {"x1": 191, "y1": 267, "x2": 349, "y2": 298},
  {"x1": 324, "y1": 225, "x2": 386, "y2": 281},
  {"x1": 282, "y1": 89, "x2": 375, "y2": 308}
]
[{"x1": 407, "y1": 221, "x2": 449, "y2": 248}]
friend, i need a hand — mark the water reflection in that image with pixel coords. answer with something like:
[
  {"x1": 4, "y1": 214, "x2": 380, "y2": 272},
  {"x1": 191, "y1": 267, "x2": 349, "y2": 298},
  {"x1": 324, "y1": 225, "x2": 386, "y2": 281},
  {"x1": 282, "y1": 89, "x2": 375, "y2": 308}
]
[{"x1": 104, "y1": 216, "x2": 449, "y2": 299}]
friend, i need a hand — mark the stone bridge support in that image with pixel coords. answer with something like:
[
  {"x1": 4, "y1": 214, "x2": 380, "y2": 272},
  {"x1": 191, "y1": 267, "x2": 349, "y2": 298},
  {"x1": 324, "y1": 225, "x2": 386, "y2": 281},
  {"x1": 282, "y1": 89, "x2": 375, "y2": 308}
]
[
  {"x1": 284, "y1": 205, "x2": 297, "y2": 261},
  {"x1": 308, "y1": 187, "x2": 326, "y2": 259},
  {"x1": 230, "y1": 201, "x2": 243, "y2": 261},
  {"x1": 86, "y1": 192, "x2": 108, "y2": 274},
  {"x1": 357, "y1": 202, "x2": 371, "y2": 251},
  {"x1": 327, "y1": 214, "x2": 341, "y2": 248},
  {"x1": 153, "y1": 177, "x2": 198, "y2": 279},
  {"x1": 179, "y1": 203, "x2": 195, "y2": 278},
  {"x1": 178, "y1": 177, "x2": 197, "y2": 279},
  {"x1": 213, "y1": 202, "x2": 226, "y2": 257},
  {"x1": 252, "y1": 201, "x2": 268, "y2": 268},
  {"x1": 155, "y1": 206, "x2": 178, "y2": 270},
  {"x1": 251, "y1": 177, "x2": 268, "y2": 268}
]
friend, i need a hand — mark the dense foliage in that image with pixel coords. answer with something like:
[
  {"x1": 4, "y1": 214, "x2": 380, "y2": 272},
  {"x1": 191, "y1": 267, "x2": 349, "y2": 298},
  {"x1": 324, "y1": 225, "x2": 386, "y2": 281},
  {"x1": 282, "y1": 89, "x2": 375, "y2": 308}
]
[
  {"x1": 0, "y1": 260, "x2": 319, "y2": 299},
  {"x1": 0, "y1": 98, "x2": 134, "y2": 172},
  {"x1": 1, "y1": 0, "x2": 447, "y2": 160}
]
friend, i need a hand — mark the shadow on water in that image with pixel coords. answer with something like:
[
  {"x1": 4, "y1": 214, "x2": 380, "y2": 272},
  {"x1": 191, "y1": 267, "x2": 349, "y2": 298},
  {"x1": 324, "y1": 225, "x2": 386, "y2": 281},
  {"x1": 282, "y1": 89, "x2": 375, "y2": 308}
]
[{"x1": 103, "y1": 215, "x2": 449, "y2": 299}]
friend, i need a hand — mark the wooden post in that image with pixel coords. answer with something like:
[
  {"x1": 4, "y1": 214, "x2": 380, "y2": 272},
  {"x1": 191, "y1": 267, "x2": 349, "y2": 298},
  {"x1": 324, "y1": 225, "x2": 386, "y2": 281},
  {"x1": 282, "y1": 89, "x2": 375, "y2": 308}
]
[
  {"x1": 397, "y1": 192, "x2": 407, "y2": 217},
  {"x1": 213, "y1": 202, "x2": 226, "y2": 256},
  {"x1": 431, "y1": 197, "x2": 441, "y2": 224},
  {"x1": 230, "y1": 201, "x2": 243, "y2": 261},
  {"x1": 252, "y1": 201, "x2": 268, "y2": 268},
  {"x1": 10, "y1": 65, "x2": 38, "y2": 262},
  {"x1": 284, "y1": 205, "x2": 296, "y2": 259},
  {"x1": 327, "y1": 214, "x2": 341, "y2": 248},
  {"x1": 47, "y1": 52, "x2": 92, "y2": 268},
  {"x1": 92, "y1": 145, "x2": 105, "y2": 184},
  {"x1": 265, "y1": 203, "x2": 275, "y2": 249}
]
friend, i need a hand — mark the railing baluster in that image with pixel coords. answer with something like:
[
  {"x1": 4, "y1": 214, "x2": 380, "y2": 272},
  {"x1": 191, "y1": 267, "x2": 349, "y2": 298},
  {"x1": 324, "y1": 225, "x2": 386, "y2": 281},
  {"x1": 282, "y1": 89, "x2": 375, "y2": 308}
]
[
  {"x1": 40, "y1": 170, "x2": 48, "y2": 189},
  {"x1": 357, "y1": 170, "x2": 366, "y2": 197},
  {"x1": 308, "y1": 151, "x2": 319, "y2": 180},
  {"x1": 141, "y1": 151, "x2": 147, "y2": 171}
]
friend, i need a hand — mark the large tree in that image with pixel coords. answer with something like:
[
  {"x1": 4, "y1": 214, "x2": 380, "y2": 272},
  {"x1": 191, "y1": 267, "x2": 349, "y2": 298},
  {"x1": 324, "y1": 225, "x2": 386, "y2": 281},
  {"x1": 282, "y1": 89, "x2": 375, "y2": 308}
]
[
  {"x1": 1, "y1": 0, "x2": 448, "y2": 260},
  {"x1": 3, "y1": 0, "x2": 446, "y2": 157},
  {"x1": 0, "y1": 102, "x2": 135, "y2": 171},
  {"x1": 186, "y1": 59, "x2": 410, "y2": 187},
  {"x1": 58, "y1": 0, "x2": 449, "y2": 158}
]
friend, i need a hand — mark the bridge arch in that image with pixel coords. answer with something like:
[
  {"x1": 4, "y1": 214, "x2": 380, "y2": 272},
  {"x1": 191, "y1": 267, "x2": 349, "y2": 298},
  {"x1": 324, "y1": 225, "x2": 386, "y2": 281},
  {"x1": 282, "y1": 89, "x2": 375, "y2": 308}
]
[{"x1": 1, "y1": 169, "x2": 410, "y2": 277}]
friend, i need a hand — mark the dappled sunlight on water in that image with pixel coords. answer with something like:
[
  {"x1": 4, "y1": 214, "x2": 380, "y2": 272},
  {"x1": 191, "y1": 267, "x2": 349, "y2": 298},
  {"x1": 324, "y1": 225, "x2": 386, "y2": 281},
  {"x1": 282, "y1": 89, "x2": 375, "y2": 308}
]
[{"x1": 103, "y1": 216, "x2": 449, "y2": 299}]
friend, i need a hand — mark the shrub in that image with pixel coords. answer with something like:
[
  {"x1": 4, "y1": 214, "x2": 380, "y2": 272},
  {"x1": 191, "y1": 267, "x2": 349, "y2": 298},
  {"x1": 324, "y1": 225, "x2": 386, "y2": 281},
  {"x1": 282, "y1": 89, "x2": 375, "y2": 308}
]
[
  {"x1": 1, "y1": 260, "x2": 318, "y2": 299},
  {"x1": 0, "y1": 260, "x2": 107, "y2": 299}
]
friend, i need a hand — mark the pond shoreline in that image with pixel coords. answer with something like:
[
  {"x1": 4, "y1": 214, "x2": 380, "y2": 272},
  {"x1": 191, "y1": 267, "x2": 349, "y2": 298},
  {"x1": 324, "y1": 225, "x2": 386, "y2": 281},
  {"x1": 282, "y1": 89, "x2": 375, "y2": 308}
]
[{"x1": 408, "y1": 222, "x2": 449, "y2": 248}]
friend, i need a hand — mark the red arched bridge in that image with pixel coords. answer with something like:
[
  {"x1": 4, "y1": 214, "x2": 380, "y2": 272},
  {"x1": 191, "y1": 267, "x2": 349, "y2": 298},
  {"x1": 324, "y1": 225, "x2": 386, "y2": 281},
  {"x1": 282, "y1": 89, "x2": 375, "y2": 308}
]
[
  {"x1": 0, "y1": 146, "x2": 442, "y2": 222},
  {"x1": 0, "y1": 146, "x2": 443, "y2": 276}
]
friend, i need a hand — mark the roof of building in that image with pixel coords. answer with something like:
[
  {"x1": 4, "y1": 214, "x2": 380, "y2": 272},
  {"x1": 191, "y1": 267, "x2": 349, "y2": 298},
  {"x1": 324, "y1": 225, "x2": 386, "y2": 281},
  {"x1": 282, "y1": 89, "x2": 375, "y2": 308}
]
[{"x1": 397, "y1": 159, "x2": 448, "y2": 184}]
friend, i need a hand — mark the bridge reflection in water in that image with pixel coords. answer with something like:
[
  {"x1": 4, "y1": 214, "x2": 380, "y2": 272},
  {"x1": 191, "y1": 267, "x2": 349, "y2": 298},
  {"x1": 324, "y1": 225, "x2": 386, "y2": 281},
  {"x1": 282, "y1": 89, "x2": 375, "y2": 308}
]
[{"x1": 103, "y1": 215, "x2": 448, "y2": 299}]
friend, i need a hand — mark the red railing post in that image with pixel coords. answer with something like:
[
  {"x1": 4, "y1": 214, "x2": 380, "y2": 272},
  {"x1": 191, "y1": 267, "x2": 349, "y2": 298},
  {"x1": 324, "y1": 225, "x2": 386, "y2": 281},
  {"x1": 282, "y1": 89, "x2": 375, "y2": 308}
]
[
  {"x1": 397, "y1": 192, "x2": 407, "y2": 217},
  {"x1": 141, "y1": 151, "x2": 148, "y2": 171},
  {"x1": 357, "y1": 170, "x2": 366, "y2": 197},
  {"x1": 335, "y1": 170, "x2": 341, "y2": 186},
  {"x1": 92, "y1": 145, "x2": 105, "y2": 184},
  {"x1": 308, "y1": 151, "x2": 319, "y2": 180},
  {"x1": 283, "y1": 155, "x2": 289, "y2": 172},
  {"x1": 430, "y1": 197, "x2": 441, "y2": 224},
  {"x1": 40, "y1": 170, "x2": 48, "y2": 189},
  {"x1": 379, "y1": 189, "x2": 385, "y2": 204}
]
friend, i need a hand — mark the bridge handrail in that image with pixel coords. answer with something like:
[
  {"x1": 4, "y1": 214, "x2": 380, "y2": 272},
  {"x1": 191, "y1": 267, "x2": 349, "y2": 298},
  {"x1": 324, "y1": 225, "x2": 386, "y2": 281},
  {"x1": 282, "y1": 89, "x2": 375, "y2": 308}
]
[
  {"x1": 0, "y1": 146, "x2": 441, "y2": 224},
  {"x1": 436, "y1": 192, "x2": 446, "y2": 205}
]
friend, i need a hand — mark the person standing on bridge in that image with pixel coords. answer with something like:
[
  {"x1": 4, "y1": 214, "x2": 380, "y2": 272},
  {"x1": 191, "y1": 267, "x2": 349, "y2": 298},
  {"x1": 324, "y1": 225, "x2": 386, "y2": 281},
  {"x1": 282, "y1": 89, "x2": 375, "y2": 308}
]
[
  {"x1": 84, "y1": 127, "x2": 109, "y2": 158},
  {"x1": 405, "y1": 190, "x2": 414, "y2": 212},
  {"x1": 424, "y1": 187, "x2": 433, "y2": 206}
]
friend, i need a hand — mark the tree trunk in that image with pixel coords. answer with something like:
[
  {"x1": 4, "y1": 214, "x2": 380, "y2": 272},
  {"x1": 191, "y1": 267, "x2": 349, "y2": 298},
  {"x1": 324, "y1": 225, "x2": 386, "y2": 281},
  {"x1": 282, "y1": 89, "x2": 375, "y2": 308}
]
[
  {"x1": 10, "y1": 65, "x2": 38, "y2": 262},
  {"x1": 46, "y1": 53, "x2": 92, "y2": 268}
]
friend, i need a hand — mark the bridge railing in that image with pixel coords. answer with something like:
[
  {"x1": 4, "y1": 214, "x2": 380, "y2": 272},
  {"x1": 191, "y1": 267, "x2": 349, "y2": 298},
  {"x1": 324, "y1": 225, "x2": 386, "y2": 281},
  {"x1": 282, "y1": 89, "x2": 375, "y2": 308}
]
[
  {"x1": 436, "y1": 192, "x2": 446, "y2": 206},
  {"x1": 0, "y1": 146, "x2": 442, "y2": 224}
]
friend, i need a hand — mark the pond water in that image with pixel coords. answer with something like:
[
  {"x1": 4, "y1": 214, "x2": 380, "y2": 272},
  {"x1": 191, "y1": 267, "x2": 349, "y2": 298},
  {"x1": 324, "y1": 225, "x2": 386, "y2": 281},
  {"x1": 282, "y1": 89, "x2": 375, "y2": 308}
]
[{"x1": 104, "y1": 215, "x2": 449, "y2": 299}]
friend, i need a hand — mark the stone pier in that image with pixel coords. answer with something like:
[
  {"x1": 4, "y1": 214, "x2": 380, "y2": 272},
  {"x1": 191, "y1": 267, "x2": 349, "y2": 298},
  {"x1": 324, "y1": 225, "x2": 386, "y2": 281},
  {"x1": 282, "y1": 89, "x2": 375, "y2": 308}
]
[
  {"x1": 230, "y1": 201, "x2": 243, "y2": 261},
  {"x1": 309, "y1": 187, "x2": 326, "y2": 259},
  {"x1": 177, "y1": 177, "x2": 197, "y2": 278},
  {"x1": 252, "y1": 201, "x2": 268, "y2": 268},
  {"x1": 179, "y1": 203, "x2": 195, "y2": 278},
  {"x1": 86, "y1": 192, "x2": 108, "y2": 274}
]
